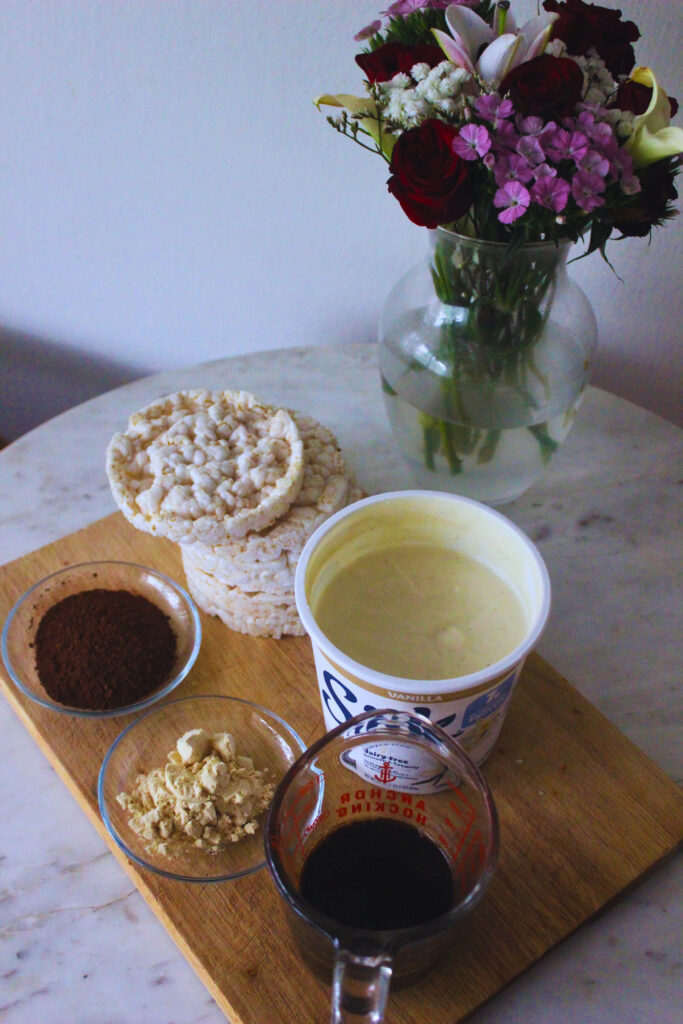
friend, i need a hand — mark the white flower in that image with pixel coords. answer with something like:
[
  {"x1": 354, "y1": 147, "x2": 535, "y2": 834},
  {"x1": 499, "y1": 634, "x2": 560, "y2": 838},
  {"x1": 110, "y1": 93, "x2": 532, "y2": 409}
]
[
  {"x1": 381, "y1": 83, "x2": 429, "y2": 127},
  {"x1": 545, "y1": 39, "x2": 566, "y2": 59},
  {"x1": 376, "y1": 60, "x2": 468, "y2": 127},
  {"x1": 415, "y1": 62, "x2": 467, "y2": 101},
  {"x1": 433, "y1": 3, "x2": 558, "y2": 87},
  {"x1": 573, "y1": 51, "x2": 617, "y2": 108},
  {"x1": 599, "y1": 106, "x2": 634, "y2": 138},
  {"x1": 390, "y1": 72, "x2": 411, "y2": 89},
  {"x1": 411, "y1": 63, "x2": 432, "y2": 83},
  {"x1": 585, "y1": 87, "x2": 607, "y2": 107}
]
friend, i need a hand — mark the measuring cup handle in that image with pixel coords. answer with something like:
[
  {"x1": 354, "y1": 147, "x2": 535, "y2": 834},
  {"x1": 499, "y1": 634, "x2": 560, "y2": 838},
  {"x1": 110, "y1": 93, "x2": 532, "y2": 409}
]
[{"x1": 330, "y1": 947, "x2": 393, "y2": 1024}]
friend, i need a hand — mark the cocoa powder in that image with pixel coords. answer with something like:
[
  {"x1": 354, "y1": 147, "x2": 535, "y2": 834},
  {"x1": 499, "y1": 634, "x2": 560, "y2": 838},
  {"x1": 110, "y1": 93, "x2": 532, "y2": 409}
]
[{"x1": 33, "y1": 588, "x2": 177, "y2": 710}]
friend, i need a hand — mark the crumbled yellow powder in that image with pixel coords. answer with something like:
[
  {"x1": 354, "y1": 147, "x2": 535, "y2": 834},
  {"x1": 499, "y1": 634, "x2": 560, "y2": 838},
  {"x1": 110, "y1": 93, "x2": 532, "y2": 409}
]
[{"x1": 116, "y1": 728, "x2": 274, "y2": 857}]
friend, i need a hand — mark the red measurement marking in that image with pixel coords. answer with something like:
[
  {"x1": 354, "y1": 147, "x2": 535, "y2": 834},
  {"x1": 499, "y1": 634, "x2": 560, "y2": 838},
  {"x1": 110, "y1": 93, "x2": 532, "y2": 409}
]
[
  {"x1": 280, "y1": 797, "x2": 318, "y2": 856},
  {"x1": 441, "y1": 782, "x2": 477, "y2": 860},
  {"x1": 446, "y1": 781, "x2": 476, "y2": 823},
  {"x1": 456, "y1": 830, "x2": 487, "y2": 888}
]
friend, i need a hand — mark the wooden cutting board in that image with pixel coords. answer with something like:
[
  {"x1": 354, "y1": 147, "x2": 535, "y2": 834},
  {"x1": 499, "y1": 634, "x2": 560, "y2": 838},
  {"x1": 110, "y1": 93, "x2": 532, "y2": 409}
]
[{"x1": 2, "y1": 512, "x2": 682, "y2": 1024}]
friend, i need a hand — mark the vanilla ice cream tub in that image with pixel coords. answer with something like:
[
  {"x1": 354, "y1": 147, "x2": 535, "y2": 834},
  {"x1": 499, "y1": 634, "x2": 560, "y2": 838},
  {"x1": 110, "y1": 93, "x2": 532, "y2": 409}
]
[{"x1": 294, "y1": 491, "x2": 551, "y2": 765}]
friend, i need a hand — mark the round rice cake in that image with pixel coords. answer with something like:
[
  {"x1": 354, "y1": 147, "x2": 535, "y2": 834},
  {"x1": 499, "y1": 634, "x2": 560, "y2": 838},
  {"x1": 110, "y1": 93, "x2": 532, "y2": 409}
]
[
  {"x1": 343, "y1": 473, "x2": 366, "y2": 508},
  {"x1": 290, "y1": 412, "x2": 348, "y2": 515},
  {"x1": 183, "y1": 471, "x2": 365, "y2": 592},
  {"x1": 181, "y1": 543, "x2": 295, "y2": 596},
  {"x1": 106, "y1": 389, "x2": 304, "y2": 544},
  {"x1": 181, "y1": 475, "x2": 368, "y2": 598},
  {"x1": 183, "y1": 467, "x2": 367, "y2": 596},
  {"x1": 183, "y1": 412, "x2": 351, "y2": 568},
  {"x1": 183, "y1": 560, "x2": 304, "y2": 638}
]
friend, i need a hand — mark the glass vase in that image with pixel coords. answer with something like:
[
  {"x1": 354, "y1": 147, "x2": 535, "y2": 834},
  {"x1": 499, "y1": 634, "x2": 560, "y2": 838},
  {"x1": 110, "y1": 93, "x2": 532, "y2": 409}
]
[{"x1": 379, "y1": 228, "x2": 598, "y2": 505}]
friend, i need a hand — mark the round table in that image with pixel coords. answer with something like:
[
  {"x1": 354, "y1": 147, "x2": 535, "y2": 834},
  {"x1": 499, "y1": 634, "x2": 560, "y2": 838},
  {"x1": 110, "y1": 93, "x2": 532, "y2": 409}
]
[{"x1": 1, "y1": 342, "x2": 681, "y2": 1024}]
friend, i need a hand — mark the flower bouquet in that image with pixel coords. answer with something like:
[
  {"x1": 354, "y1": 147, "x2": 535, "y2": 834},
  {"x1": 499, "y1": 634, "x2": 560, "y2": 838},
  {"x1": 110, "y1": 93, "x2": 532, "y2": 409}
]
[{"x1": 317, "y1": 0, "x2": 682, "y2": 502}]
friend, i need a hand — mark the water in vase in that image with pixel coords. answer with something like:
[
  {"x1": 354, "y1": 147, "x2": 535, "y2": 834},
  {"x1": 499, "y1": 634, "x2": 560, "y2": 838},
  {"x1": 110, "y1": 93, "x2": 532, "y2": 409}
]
[{"x1": 380, "y1": 312, "x2": 590, "y2": 505}]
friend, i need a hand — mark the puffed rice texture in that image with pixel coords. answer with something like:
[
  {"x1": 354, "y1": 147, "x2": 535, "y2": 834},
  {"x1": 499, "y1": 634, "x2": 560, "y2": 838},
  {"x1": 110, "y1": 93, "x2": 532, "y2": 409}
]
[{"x1": 106, "y1": 389, "x2": 305, "y2": 544}]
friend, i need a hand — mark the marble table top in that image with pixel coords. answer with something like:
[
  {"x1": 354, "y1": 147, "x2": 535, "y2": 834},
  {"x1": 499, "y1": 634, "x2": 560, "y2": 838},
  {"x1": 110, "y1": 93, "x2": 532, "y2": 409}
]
[{"x1": 0, "y1": 341, "x2": 681, "y2": 1024}]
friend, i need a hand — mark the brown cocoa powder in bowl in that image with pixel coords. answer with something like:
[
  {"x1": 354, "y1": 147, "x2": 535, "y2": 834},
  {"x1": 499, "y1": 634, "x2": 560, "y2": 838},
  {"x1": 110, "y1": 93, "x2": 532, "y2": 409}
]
[{"x1": 33, "y1": 588, "x2": 177, "y2": 710}]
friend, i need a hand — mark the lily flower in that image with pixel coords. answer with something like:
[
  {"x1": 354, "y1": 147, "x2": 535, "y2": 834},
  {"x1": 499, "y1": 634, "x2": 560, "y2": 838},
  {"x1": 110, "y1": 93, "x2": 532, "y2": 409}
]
[
  {"x1": 433, "y1": 2, "x2": 558, "y2": 87},
  {"x1": 624, "y1": 67, "x2": 683, "y2": 168},
  {"x1": 314, "y1": 93, "x2": 397, "y2": 158}
]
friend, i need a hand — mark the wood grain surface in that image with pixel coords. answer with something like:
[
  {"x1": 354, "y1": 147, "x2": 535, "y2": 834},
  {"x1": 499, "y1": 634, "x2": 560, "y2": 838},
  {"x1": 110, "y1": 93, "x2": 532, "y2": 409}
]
[{"x1": 1, "y1": 512, "x2": 682, "y2": 1023}]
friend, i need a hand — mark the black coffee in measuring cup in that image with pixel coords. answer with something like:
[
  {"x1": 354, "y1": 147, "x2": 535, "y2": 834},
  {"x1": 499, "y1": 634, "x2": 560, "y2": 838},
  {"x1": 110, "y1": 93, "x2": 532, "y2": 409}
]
[
  {"x1": 299, "y1": 818, "x2": 455, "y2": 931},
  {"x1": 265, "y1": 710, "x2": 499, "y2": 1024}
]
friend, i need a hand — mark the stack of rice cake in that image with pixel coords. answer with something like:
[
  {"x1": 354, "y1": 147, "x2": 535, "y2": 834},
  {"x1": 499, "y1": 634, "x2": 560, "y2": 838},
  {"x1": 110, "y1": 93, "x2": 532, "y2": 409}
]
[{"x1": 106, "y1": 389, "x2": 362, "y2": 637}]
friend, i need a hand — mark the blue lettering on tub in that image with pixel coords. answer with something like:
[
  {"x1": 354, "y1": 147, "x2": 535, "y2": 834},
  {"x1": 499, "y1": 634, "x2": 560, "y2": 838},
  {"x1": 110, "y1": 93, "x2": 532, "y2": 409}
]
[
  {"x1": 414, "y1": 708, "x2": 458, "y2": 733},
  {"x1": 321, "y1": 670, "x2": 460, "y2": 735},
  {"x1": 321, "y1": 671, "x2": 373, "y2": 725},
  {"x1": 461, "y1": 672, "x2": 516, "y2": 728}
]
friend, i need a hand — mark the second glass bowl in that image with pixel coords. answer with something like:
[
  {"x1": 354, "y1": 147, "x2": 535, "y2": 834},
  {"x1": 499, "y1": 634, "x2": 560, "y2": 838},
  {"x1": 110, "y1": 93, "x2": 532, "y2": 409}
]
[{"x1": 98, "y1": 695, "x2": 306, "y2": 881}]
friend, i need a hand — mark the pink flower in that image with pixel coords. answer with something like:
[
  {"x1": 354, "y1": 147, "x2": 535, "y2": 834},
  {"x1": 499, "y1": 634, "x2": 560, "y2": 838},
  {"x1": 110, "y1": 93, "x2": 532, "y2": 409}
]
[
  {"x1": 621, "y1": 175, "x2": 642, "y2": 196},
  {"x1": 354, "y1": 20, "x2": 381, "y2": 41},
  {"x1": 613, "y1": 148, "x2": 634, "y2": 175},
  {"x1": 474, "y1": 95, "x2": 514, "y2": 123},
  {"x1": 576, "y1": 110, "x2": 596, "y2": 131},
  {"x1": 530, "y1": 176, "x2": 571, "y2": 212},
  {"x1": 452, "y1": 124, "x2": 492, "y2": 161},
  {"x1": 491, "y1": 120, "x2": 520, "y2": 152},
  {"x1": 610, "y1": 145, "x2": 638, "y2": 183},
  {"x1": 494, "y1": 181, "x2": 530, "y2": 223},
  {"x1": 383, "y1": 1, "x2": 434, "y2": 15},
  {"x1": 494, "y1": 153, "x2": 535, "y2": 186},
  {"x1": 546, "y1": 128, "x2": 589, "y2": 163},
  {"x1": 533, "y1": 162, "x2": 558, "y2": 179},
  {"x1": 381, "y1": 0, "x2": 459, "y2": 16},
  {"x1": 571, "y1": 170, "x2": 606, "y2": 212},
  {"x1": 517, "y1": 115, "x2": 545, "y2": 136},
  {"x1": 587, "y1": 120, "x2": 615, "y2": 147},
  {"x1": 517, "y1": 135, "x2": 546, "y2": 165},
  {"x1": 579, "y1": 149, "x2": 610, "y2": 177}
]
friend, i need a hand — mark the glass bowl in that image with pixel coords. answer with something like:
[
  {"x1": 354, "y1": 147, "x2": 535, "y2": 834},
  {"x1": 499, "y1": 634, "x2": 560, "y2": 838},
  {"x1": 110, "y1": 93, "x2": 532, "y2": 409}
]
[
  {"x1": 98, "y1": 695, "x2": 306, "y2": 882},
  {"x1": 1, "y1": 560, "x2": 201, "y2": 717}
]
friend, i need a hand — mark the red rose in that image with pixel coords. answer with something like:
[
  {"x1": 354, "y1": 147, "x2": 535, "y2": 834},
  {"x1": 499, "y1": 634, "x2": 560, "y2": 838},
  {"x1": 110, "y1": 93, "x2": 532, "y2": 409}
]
[
  {"x1": 543, "y1": 0, "x2": 640, "y2": 78},
  {"x1": 613, "y1": 79, "x2": 679, "y2": 119},
  {"x1": 500, "y1": 55, "x2": 584, "y2": 119},
  {"x1": 355, "y1": 42, "x2": 445, "y2": 84},
  {"x1": 387, "y1": 120, "x2": 474, "y2": 228},
  {"x1": 604, "y1": 160, "x2": 679, "y2": 238}
]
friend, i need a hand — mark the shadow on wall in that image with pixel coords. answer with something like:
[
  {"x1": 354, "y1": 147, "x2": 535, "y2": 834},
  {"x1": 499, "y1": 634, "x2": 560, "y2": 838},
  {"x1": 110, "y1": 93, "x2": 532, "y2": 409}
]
[
  {"x1": 0, "y1": 325, "x2": 147, "y2": 446},
  {"x1": 592, "y1": 347, "x2": 683, "y2": 430}
]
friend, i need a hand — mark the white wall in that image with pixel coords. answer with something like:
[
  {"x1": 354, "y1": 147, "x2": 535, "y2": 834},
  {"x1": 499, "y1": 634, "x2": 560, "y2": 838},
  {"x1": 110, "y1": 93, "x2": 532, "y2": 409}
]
[{"x1": 0, "y1": 0, "x2": 681, "y2": 441}]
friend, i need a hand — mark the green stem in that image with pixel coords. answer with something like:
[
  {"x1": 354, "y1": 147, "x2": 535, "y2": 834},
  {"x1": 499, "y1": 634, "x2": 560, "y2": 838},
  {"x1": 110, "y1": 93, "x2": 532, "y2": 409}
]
[
  {"x1": 528, "y1": 422, "x2": 559, "y2": 463},
  {"x1": 439, "y1": 420, "x2": 463, "y2": 474},
  {"x1": 422, "y1": 418, "x2": 441, "y2": 471},
  {"x1": 477, "y1": 429, "x2": 501, "y2": 464},
  {"x1": 412, "y1": 234, "x2": 568, "y2": 479}
]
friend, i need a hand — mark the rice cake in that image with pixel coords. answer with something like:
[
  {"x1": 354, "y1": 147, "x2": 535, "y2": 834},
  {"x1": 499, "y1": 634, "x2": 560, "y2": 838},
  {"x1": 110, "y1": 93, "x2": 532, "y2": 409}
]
[
  {"x1": 182, "y1": 559, "x2": 304, "y2": 639},
  {"x1": 184, "y1": 413, "x2": 351, "y2": 571},
  {"x1": 106, "y1": 390, "x2": 304, "y2": 544}
]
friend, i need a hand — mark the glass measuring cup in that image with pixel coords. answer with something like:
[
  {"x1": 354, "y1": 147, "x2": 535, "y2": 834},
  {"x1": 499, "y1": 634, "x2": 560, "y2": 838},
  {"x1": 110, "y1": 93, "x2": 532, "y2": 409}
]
[{"x1": 264, "y1": 709, "x2": 499, "y2": 1023}]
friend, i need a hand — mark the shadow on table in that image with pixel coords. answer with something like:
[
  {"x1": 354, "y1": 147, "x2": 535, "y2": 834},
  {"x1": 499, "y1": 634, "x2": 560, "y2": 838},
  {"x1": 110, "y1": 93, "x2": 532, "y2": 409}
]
[{"x1": 0, "y1": 324, "x2": 148, "y2": 446}]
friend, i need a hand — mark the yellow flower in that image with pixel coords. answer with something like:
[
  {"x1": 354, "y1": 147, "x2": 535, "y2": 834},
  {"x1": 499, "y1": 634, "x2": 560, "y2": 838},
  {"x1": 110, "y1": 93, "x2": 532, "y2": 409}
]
[
  {"x1": 625, "y1": 67, "x2": 683, "y2": 168},
  {"x1": 314, "y1": 93, "x2": 396, "y2": 159}
]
